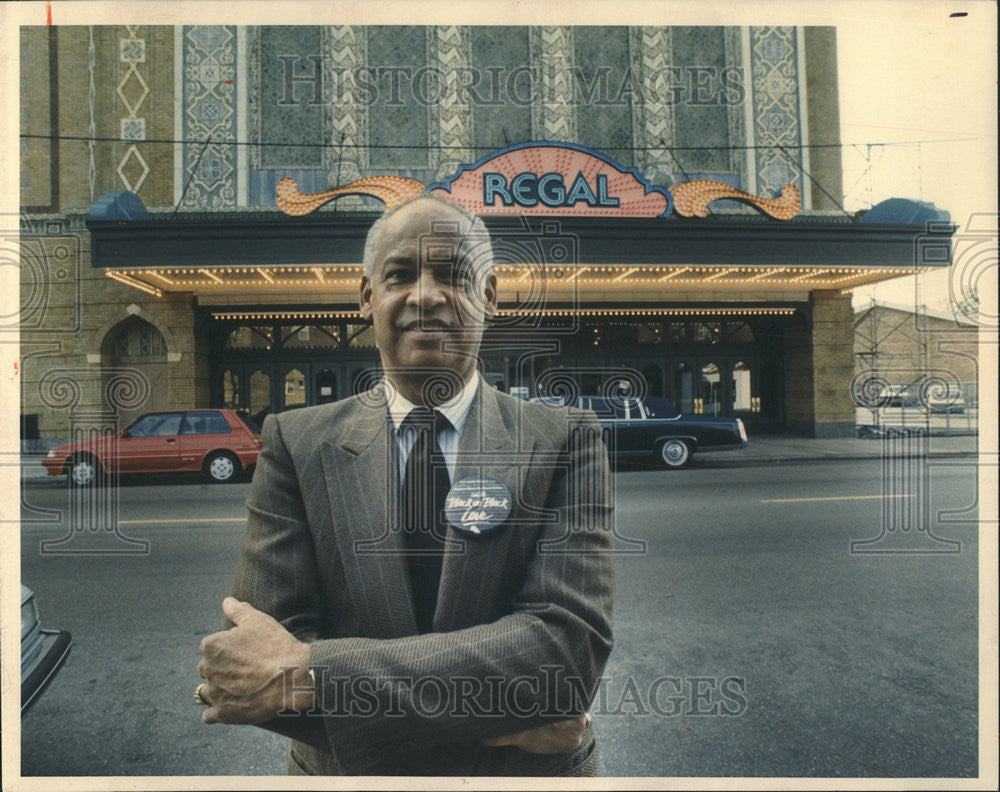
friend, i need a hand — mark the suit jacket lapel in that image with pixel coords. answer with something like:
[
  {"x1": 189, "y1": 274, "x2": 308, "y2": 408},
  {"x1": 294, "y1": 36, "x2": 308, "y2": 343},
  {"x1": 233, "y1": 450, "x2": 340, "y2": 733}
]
[
  {"x1": 320, "y1": 389, "x2": 418, "y2": 638},
  {"x1": 434, "y1": 382, "x2": 535, "y2": 631}
]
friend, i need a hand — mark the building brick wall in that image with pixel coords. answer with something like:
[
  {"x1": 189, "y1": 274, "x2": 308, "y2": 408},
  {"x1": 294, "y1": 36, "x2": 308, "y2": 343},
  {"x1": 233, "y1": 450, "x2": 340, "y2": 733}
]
[
  {"x1": 55, "y1": 26, "x2": 97, "y2": 211},
  {"x1": 804, "y1": 27, "x2": 843, "y2": 213},
  {"x1": 46, "y1": 26, "x2": 176, "y2": 213},
  {"x1": 20, "y1": 28, "x2": 55, "y2": 210},
  {"x1": 20, "y1": 224, "x2": 197, "y2": 442},
  {"x1": 854, "y1": 304, "x2": 979, "y2": 389}
]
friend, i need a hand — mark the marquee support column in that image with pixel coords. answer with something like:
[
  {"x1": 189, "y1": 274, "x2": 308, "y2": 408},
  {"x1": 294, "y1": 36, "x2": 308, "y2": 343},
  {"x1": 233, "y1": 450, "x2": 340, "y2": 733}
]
[
  {"x1": 785, "y1": 289, "x2": 854, "y2": 437},
  {"x1": 166, "y1": 302, "x2": 210, "y2": 409},
  {"x1": 810, "y1": 289, "x2": 855, "y2": 437}
]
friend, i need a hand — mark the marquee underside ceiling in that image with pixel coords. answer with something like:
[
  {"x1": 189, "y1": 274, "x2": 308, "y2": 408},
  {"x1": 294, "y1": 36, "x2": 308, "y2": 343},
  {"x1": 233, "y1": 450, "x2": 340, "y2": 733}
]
[{"x1": 105, "y1": 261, "x2": 927, "y2": 299}]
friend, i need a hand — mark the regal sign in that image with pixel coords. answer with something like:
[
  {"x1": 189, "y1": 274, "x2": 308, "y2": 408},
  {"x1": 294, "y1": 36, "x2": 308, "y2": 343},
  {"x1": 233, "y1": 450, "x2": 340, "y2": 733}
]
[
  {"x1": 426, "y1": 142, "x2": 673, "y2": 217},
  {"x1": 276, "y1": 141, "x2": 801, "y2": 220}
]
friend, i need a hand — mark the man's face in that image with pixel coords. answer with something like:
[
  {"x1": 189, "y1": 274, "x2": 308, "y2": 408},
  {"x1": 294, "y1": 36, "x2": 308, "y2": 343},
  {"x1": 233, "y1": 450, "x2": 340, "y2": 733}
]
[{"x1": 360, "y1": 199, "x2": 497, "y2": 403}]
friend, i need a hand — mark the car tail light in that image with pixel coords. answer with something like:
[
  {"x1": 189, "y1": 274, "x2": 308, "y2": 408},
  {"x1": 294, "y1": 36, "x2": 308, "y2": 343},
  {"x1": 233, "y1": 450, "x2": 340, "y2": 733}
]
[{"x1": 737, "y1": 419, "x2": 748, "y2": 443}]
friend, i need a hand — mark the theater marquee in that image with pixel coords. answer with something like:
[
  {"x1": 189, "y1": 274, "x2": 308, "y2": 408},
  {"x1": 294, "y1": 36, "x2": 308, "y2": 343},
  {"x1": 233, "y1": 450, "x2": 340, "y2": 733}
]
[{"x1": 275, "y1": 141, "x2": 802, "y2": 220}]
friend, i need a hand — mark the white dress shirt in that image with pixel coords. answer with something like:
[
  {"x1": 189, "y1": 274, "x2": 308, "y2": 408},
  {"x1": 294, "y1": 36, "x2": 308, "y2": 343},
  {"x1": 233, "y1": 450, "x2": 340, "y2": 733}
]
[{"x1": 384, "y1": 371, "x2": 480, "y2": 485}]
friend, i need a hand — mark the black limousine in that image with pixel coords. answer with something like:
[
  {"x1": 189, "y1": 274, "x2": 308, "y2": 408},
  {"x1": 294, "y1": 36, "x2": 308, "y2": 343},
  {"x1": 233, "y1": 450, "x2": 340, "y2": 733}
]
[{"x1": 533, "y1": 395, "x2": 748, "y2": 467}]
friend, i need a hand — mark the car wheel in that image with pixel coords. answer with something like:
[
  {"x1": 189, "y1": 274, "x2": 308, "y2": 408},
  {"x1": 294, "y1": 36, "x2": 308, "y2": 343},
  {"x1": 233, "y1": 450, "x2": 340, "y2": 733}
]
[
  {"x1": 659, "y1": 439, "x2": 691, "y2": 468},
  {"x1": 205, "y1": 452, "x2": 241, "y2": 483},
  {"x1": 68, "y1": 454, "x2": 101, "y2": 487}
]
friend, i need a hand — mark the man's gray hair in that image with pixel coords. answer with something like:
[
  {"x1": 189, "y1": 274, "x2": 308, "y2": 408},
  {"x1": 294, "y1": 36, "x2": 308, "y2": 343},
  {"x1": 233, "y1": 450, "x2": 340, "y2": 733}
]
[{"x1": 362, "y1": 194, "x2": 495, "y2": 280}]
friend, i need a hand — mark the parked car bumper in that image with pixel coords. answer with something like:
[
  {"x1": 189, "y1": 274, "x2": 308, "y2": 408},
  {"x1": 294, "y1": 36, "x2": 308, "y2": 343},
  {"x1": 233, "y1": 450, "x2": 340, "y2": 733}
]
[
  {"x1": 22, "y1": 628, "x2": 72, "y2": 713},
  {"x1": 40, "y1": 456, "x2": 67, "y2": 476},
  {"x1": 235, "y1": 449, "x2": 260, "y2": 470},
  {"x1": 694, "y1": 441, "x2": 748, "y2": 453}
]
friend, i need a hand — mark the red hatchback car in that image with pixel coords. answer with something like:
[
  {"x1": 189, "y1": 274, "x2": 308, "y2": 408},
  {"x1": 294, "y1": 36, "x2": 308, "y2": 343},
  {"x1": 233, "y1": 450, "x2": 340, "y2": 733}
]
[{"x1": 42, "y1": 409, "x2": 261, "y2": 486}]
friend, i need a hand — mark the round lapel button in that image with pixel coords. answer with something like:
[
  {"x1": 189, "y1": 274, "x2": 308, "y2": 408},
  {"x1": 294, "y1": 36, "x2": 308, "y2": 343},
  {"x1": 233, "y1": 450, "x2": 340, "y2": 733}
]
[{"x1": 444, "y1": 475, "x2": 512, "y2": 535}]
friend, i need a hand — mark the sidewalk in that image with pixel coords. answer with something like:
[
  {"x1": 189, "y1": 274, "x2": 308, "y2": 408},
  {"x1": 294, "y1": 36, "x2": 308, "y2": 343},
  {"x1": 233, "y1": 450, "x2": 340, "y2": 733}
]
[
  {"x1": 17, "y1": 434, "x2": 980, "y2": 482},
  {"x1": 705, "y1": 433, "x2": 979, "y2": 466}
]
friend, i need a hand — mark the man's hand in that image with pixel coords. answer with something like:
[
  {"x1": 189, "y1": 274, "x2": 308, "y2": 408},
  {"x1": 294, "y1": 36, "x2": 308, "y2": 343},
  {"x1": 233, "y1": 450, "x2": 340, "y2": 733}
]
[
  {"x1": 480, "y1": 715, "x2": 588, "y2": 754},
  {"x1": 197, "y1": 597, "x2": 315, "y2": 724}
]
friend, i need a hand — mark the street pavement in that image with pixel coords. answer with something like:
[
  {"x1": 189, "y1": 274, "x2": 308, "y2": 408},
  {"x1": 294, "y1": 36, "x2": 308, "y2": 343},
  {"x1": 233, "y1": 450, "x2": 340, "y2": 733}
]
[{"x1": 16, "y1": 456, "x2": 981, "y2": 779}]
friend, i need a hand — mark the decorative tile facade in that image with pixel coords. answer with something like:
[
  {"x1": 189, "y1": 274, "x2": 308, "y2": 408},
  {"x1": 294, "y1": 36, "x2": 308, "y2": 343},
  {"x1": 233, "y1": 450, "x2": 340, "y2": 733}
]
[
  {"x1": 246, "y1": 25, "x2": 263, "y2": 172},
  {"x1": 723, "y1": 26, "x2": 748, "y2": 182},
  {"x1": 167, "y1": 24, "x2": 808, "y2": 208},
  {"x1": 180, "y1": 25, "x2": 238, "y2": 208},
  {"x1": 670, "y1": 27, "x2": 730, "y2": 176},
  {"x1": 633, "y1": 27, "x2": 675, "y2": 185},
  {"x1": 254, "y1": 26, "x2": 326, "y2": 170},
  {"x1": 432, "y1": 26, "x2": 475, "y2": 181},
  {"x1": 749, "y1": 26, "x2": 804, "y2": 197},
  {"x1": 470, "y1": 27, "x2": 532, "y2": 154},
  {"x1": 116, "y1": 26, "x2": 150, "y2": 193},
  {"x1": 574, "y1": 26, "x2": 634, "y2": 167},
  {"x1": 326, "y1": 25, "x2": 368, "y2": 185},
  {"x1": 367, "y1": 26, "x2": 431, "y2": 173},
  {"x1": 531, "y1": 27, "x2": 577, "y2": 142}
]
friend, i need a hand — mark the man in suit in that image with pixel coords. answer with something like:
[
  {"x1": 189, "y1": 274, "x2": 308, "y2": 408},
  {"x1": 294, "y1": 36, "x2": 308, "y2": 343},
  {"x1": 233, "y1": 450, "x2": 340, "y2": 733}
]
[{"x1": 197, "y1": 196, "x2": 614, "y2": 776}]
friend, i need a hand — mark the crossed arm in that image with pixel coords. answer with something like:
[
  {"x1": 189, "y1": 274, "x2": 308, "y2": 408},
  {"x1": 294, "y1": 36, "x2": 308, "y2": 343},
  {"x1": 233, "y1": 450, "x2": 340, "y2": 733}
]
[
  {"x1": 197, "y1": 409, "x2": 613, "y2": 769},
  {"x1": 198, "y1": 596, "x2": 589, "y2": 753}
]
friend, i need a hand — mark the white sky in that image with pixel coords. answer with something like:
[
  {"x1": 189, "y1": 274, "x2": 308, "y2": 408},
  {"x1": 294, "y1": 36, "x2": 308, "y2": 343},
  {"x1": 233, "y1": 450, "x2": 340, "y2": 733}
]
[{"x1": 833, "y1": 2, "x2": 997, "y2": 314}]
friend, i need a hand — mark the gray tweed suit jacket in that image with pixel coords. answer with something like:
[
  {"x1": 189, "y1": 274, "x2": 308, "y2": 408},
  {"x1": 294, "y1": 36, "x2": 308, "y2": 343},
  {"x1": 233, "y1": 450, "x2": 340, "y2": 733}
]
[{"x1": 230, "y1": 380, "x2": 614, "y2": 776}]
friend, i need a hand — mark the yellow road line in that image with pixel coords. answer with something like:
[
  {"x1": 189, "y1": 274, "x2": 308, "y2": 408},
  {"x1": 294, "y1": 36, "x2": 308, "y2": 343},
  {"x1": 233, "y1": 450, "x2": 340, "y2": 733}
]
[
  {"x1": 762, "y1": 494, "x2": 915, "y2": 504},
  {"x1": 118, "y1": 517, "x2": 246, "y2": 524}
]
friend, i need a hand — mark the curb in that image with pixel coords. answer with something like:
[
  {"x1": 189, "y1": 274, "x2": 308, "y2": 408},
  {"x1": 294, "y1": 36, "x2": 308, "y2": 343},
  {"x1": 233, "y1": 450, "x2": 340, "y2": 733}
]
[{"x1": 699, "y1": 449, "x2": 978, "y2": 467}]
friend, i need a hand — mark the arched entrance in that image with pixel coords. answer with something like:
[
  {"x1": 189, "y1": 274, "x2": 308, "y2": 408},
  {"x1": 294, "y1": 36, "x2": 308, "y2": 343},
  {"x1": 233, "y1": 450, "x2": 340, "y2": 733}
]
[{"x1": 101, "y1": 316, "x2": 169, "y2": 426}]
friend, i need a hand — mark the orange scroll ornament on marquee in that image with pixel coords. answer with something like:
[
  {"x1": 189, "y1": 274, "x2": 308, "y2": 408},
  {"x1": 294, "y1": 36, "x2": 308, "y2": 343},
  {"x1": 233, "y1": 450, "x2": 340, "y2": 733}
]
[
  {"x1": 276, "y1": 175, "x2": 426, "y2": 216},
  {"x1": 275, "y1": 142, "x2": 802, "y2": 222},
  {"x1": 670, "y1": 181, "x2": 801, "y2": 220}
]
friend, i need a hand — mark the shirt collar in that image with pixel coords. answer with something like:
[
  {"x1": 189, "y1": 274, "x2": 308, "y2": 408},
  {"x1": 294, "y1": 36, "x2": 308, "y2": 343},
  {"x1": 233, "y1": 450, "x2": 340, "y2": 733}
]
[{"x1": 384, "y1": 370, "x2": 480, "y2": 435}]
